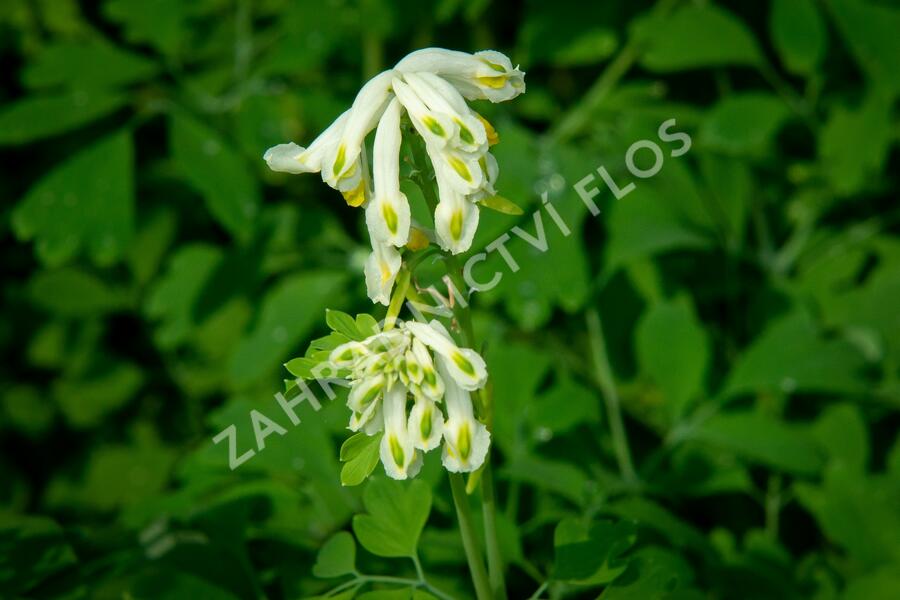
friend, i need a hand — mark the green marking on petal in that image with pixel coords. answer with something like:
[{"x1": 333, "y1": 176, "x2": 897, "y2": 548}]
[
  {"x1": 424, "y1": 368, "x2": 436, "y2": 386},
  {"x1": 450, "y1": 209, "x2": 463, "y2": 241},
  {"x1": 423, "y1": 116, "x2": 445, "y2": 137},
  {"x1": 481, "y1": 58, "x2": 507, "y2": 73},
  {"x1": 382, "y1": 202, "x2": 398, "y2": 235},
  {"x1": 456, "y1": 119, "x2": 474, "y2": 145},
  {"x1": 448, "y1": 156, "x2": 473, "y2": 182},
  {"x1": 333, "y1": 144, "x2": 346, "y2": 176},
  {"x1": 361, "y1": 381, "x2": 383, "y2": 407},
  {"x1": 420, "y1": 406, "x2": 433, "y2": 439},
  {"x1": 457, "y1": 423, "x2": 471, "y2": 460},
  {"x1": 389, "y1": 434, "x2": 405, "y2": 467},
  {"x1": 452, "y1": 351, "x2": 476, "y2": 377}
]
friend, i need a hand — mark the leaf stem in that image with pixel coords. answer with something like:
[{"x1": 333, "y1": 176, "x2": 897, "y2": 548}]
[
  {"x1": 586, "y1": 309, "x2": 638, "y2": 485},
  {"x1": 449, "y1": 472, "x2": 493, "y2": 600}
]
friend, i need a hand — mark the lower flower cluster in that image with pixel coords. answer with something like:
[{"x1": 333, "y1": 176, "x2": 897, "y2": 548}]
[{"x1": 330, "y1": 319, "x2": 490, "y2": 479}]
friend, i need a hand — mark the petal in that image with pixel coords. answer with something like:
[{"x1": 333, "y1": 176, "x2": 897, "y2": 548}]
[
  {"x1": 408, "y1": 396, "x2": 444, "y2": 452},
  {"x1": 364, "y1": 242, "x2": 401, "y2": 305},
  {"x1": 322, "y1": 70, "x2": 395, "y2": 188},
  {"x1": 392, "y1": 76, "x2": 456, "y2": 149},
  {"x1": 434, "y1": 189, "x2": 479, "y2": 254},
  {"x1": 367, "y1": 98, "x2": 411, "y2": 246},
  {"x1": 407, "y1": 321, "x2": 488, "y2": 391},
  {"x1": 441, "y1": 417, "x2": 490, "y2": 473}
]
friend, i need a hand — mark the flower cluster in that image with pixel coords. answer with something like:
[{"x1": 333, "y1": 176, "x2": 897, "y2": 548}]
[
  {"x1": 263, "y1": 48, "x2": 525, "y2": 306},
  {"x1": 329, "y1": 319, "x2": 490, "y2": 480}
]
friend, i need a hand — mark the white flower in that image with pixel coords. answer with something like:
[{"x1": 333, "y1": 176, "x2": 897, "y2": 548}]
[
  {"x1": 262, "y1": 47, "x2": 524, "y2": 302},
  {"x1": 364, "y1": 241, "x2": 401, "y2": 306},
  {"x1": 326, "y1": 318, "x2": 489, "y2": 480},
  {"x1": 408, "y1": 393, "x2": 444, "y2": 451},
  {"x1": 365, "y1": 97, "x2": 410, "y2": 247},
  {"x1": 405, "y1": 320, "x2": 487, "y2": 390},
  {"x1": 395, "y1": 48, "x2": 526, "y2": 103},
  {"x1": 436, "y1": 354, "x2": 490, "y2": 473},
  {"x1": 321, "y1": 70, "x2": 395, "y2": 193},
  {"x1": 380, "y1": 382, "x2": 423, "y2": 480}
]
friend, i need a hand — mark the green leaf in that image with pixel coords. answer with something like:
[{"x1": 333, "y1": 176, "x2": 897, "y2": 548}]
[
  {"x1": 812, "y1": 404, "x2": 869, "y2": 471},
  {"x1": 29, "y1": 267, "x2": 127, "y2": 317},
  {"x1": 229, "y1": 272, "x2": 346, "y2": 386},
  {"x1": 691, "y1": 411, "x2": 824, "y2": 476},
  {"x1": 819, "y1": 90, "x2": 893, "y2": 197},
  {"x1": 23, "y1": 38, "x2": 159, "y2": 90},
  {"x1": 13, "y1": 130, "x2": 134, "y2": 266},
  {"x1": 636, "y1": 295, "x2": 709, "y2": 420},
  {"x1": 634, "y1": 4, "x2": 761, "y2": 72},
  {"x1": 699, "y1": 93, "x2": 790, "y2": 157},
  {"x1": 356, "y1": 313, "x2": 380, "y2": 338},
  {"x1": 326, "y1": 309, "x2": 363, "y2": 340},
  {"x1": 600, "y1": 546, "x2": 697, "y2": 599},
  {"x1": 340, "y1": 432, "x2": 382, "y2": 487},
  {"x1": 145, "y1": 244, "x2": 223, "y2": 348},
  {"x1": 554, "y1": 519, "x2": 637, "y2": 584},
  {"x1": 795, "y1": 462, "x2": 900, "y2": 567},
  {"x1": 723, "y1": 310, "x2": 867, "y2": 398},
  {"x1": 54, "y1": 361, "x2": 144, "y2": 428},
  {"x1": 352, "y1": 478, "x2": 431, "y2": 558},
  {"x1": 826, "y1": 0, "x2": 900, "y2": 95},
  {"x1": 169, "y1": 113, "x2": 260, "y2": 240},
  {"x1": 312, "y1": 531, "x2": 356, "y2": 578},
  {"x1": 770, "y1": 0, "x2": 826, "y2": 75},
  {"x1": 527, "y1": 375, "x2": 599, "y2": 435},
  {"x1": 518, "y1": 0, "x2": 617, "y2": 66},
  {"x1": 104, "y1": 0, "x2": 187, "y2": 56},
  {"x1": 0, "y1": 90, "x2": 127, "y2": 145}
]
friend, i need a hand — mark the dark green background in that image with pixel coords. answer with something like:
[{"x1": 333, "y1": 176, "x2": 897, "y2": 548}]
[{"x1": 1, "y1": 0, "x2": 898, "y2": 598}]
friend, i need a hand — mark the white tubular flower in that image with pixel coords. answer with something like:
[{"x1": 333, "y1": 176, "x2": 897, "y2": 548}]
[
  {"x1": 347, "y1": 373, "x2": 385, "y2": 414},
  {"x1": 405, "y1": 320, "x2": 487, "y2": 391},
  {"x1": 436, "y1": 356, "x2": 490, "y2": 473},
  {"x1": 395, "y1": 48, "x2": 525, "y2": 103},
  {"x1": 469, "y1": 152, "x2": 499, "y2": 204},
  {"x1": 433, "y1": 177, "x2": 479, "y2": 254},
  {"x1": 409, "y1": 338, "x2": 444, "y2": 399},
  {"x1": 402, "y1": 72, "x2": 488, "y2": 155},
  {"x1": 392, "y1": 76, "x2": 456, "y2": 149},
  {"x1": 364, "y1": 241, "x2": 401, "y2": 306},
  {"x1": 365, "y1": 97, "x2": 410, "y2": 247},
  {"x1": 263, "y1": 110, "x2": 350, "y2": 174},
  {"x1": 408, "y1": 393, "x2": 444, "y2": 451},
  {"x1": 321, "y1": 70, "x2": 395, "y2": 191},
  {"x1": 380, "y1": 383, "x2": 422, "y2": 480}
]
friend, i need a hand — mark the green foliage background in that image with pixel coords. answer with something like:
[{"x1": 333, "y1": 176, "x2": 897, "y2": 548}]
[{"x1": 1, "y1": 0, "x2": 899, "y2": 597}]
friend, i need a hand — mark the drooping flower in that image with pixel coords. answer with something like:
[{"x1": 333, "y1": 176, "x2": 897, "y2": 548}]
[
  {"x1": 327, "y1": 318, "x2": 489, "y2": 480},
  {"x1": 263, "y1": 47, "x2": 525, "y2": 305}
]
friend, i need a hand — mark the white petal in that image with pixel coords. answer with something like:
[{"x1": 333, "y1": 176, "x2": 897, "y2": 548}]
[
  {"x1": 379, "y1": 383, "x2": 419, "y2": 479},
  {"x1": 395, "y1": 48, "x2": 525, "y2": 103},
  {"x1": 441, "y1": 418, "x2": 490, "y2": 473},
  {"x1": 406, "y1": 321, "x2": 487, "y2": 390},
  {"x1": 322, "y1": 70, "x2": 395, "y2": 189},
  {"x1": 364, "y1": 242, "x2": 401, "y2": 305},
  {"x1": 434, "y1": 187, "x2": 479, "y2": 254},
  {"x1": 366, "y1": 97, "x2": 411, "y2": 246},
  {"x1": 392, "y1": 76, "x2": 456, "y2": 149},
  {"x1": 263, "y1": 143, "x2": 312, "y2": 174},
  {"x1": 347, "y1": 374, "x2": 385, "y2": 413},
  {"x1": 408, "y1": 396, "x2": 444, "y2": 451}
]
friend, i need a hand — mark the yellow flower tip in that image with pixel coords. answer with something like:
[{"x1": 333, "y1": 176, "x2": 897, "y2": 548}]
[
  {"x1": 380, "y1": 261, "x2": 393, "y2": 284},
  {"x1": 405, "y1": 226, "x2": 430, "y2": 251},
  {"x1": 475, "y1": 113, "x2": 499, "y2": 146},
  {"x1": 342, "y1": 180, "x2": 366, "y2": 207},
  {"x1": 476, "y1": 75, "x2": 508, "y2": 89}
]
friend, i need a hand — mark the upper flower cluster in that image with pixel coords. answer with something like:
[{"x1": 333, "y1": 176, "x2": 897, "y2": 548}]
[
  {"x1": 263, "y1": 48, "x2": 525, "y2": 305},
  {"x1": 329, "y1": 319, "x2": 490, "y2": 480}
]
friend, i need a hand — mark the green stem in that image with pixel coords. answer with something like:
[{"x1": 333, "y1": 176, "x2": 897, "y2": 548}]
[
  {"x1": 480, "y1": 461, "x2": 507, "y2": 599},
  {"x1": 586, "y1": 309, "x2": 638, "y2": 485},
  {"x1": 548, "y1": 0, "x2": 680, "y2": 143},
  {"x1": 449, "y1": 472, "x2": 493, "y2": 600}
]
